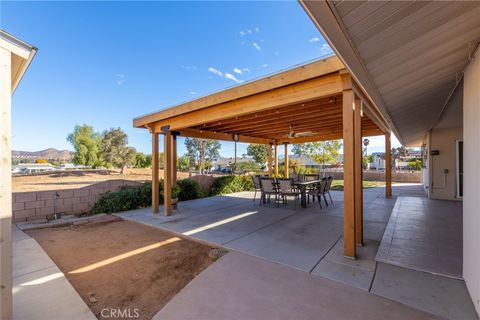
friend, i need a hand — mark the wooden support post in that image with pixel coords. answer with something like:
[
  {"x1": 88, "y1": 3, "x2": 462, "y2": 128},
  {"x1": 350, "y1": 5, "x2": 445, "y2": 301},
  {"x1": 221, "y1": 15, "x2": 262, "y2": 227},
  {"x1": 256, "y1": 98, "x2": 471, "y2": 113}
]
[
  {"x1": 274, "y1": 144, "x2": 279, "y2": 177},
  {"x1": 268, "y1": 143, "x2": 273, "y2": 177},
  {"x1": 171, "y1": 132, "x2": 178, "y2": 185},
  {"x1": 385, "y1": 132, "x2": 392, "y2": 198},
  {"x1": 0, "y1": 46, "x2": 12, "y2": 320},
  {"x1": 151, "y1": 132, "x2": 160, "y2": 213},
  {"x1": 354, "y1": 96, "x2": 363, "y2": 246},
  {"x1": 164, "y1": 131, "x2": 173, "y2": 216},
  {"x1": 342, "y1": 73, "x2": 356, "y2": 259},
  {"x1": 284, "y1": 143, "x2": 289, "y2": 178}
]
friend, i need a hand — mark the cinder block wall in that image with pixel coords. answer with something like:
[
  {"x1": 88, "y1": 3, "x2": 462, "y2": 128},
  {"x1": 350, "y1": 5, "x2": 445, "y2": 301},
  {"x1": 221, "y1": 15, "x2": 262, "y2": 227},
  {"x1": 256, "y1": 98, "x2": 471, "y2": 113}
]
[
  {"x1": 320, "y1": 171, "x2": 421, "y2": 183},
  {"x1": 13, "y1": 180, "x2": 144, "y2": 223}
]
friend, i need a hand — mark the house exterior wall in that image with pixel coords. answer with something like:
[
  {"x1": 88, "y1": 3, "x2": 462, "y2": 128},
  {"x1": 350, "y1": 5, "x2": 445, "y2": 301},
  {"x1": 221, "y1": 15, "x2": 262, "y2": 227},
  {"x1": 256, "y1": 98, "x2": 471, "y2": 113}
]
[
  {"x1": 428, "y1": 126, "x2": 463, "y2": 200},
  {"x1": 463, "y1": 51, "x2": 480, "y2": 314}
]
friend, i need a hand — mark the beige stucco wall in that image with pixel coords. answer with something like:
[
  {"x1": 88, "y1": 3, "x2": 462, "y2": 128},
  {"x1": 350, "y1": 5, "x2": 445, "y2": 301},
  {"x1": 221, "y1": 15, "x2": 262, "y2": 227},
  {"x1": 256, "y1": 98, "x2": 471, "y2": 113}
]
[
  {"x1": 428, "y1": 127, "x2": 462, "y2": 200},
  {"x1": 463, "y1": 50, "x2": 480, "y2": 315}
]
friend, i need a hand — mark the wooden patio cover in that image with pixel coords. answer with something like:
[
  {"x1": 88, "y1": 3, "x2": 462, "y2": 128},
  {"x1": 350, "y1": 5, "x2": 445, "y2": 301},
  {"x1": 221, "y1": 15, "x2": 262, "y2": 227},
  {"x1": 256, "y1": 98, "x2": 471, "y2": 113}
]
[{"x1": 133, "y1": 56, "x2": 393, "y2": 259}]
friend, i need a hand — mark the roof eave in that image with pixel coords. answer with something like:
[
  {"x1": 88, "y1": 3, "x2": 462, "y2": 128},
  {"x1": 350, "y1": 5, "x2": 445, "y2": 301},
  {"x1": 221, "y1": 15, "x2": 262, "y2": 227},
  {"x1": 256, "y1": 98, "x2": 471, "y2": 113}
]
[{"x1": 299, "y1": 0, "x2": 402, "y2": 144}]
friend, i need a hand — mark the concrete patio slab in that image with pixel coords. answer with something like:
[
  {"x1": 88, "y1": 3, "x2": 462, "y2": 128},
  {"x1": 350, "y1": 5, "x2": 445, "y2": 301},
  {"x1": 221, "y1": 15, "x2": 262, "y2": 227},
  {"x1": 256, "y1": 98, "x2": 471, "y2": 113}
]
[
  {"x1": 12, "y1": 226, "x2": 95, "y2": 320},
  {"x1": 372, "y1": 263, "x2": 478, "y2": 320},
  {"x1": 154, "y1": 251, "x2": 439, "y2": 320},
  {"x1": 312, "y1": 239, "x2": 378, "y2": 291},
  {"x1": 226, "y1": 211, "x2": 343, "y2": 271},
  {"x1": 376, "y1": 196, "x2": 463, "y2": 278}
]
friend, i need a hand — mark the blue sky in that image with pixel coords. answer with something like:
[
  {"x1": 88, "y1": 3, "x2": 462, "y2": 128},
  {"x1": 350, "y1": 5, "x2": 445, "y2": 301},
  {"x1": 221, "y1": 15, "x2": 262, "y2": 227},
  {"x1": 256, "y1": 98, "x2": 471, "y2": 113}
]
[{"x1": 3, "y1": 1, "x2": 400, "y2": 157}]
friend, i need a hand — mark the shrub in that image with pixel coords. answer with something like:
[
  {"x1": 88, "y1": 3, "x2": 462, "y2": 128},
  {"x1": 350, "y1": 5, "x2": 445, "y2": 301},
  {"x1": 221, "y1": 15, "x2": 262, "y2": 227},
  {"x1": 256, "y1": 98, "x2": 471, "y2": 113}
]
[
  {"x1": 211, "y1": 175, "x2": 255, "y2": 195},
  {"x1": 91, "y1": 182, "x2": 152, "y2": 214},
  {"x1": 177, "y1": 179, "x2": 204, "y2": 200},
  {"x1": 91, "y1": 181, "x2": 181, "y2": 214}
]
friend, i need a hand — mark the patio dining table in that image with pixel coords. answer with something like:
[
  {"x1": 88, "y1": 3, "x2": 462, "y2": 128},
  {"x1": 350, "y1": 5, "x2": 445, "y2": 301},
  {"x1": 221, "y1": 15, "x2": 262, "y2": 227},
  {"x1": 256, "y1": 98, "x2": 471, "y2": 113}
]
[{"x1": 293, "y1": 180, "x2": 323, "y2": 208}]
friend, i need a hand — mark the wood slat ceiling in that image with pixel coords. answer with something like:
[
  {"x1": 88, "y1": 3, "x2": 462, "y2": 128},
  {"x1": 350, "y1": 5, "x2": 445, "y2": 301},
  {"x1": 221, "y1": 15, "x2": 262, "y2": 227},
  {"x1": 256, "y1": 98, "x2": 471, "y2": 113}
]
[
  {"x1": 190, "y1": 94, "x2": 383, "y2": 143},
  {"x1": 331, "y1": 0, "x2": 480, "y2": 145}
]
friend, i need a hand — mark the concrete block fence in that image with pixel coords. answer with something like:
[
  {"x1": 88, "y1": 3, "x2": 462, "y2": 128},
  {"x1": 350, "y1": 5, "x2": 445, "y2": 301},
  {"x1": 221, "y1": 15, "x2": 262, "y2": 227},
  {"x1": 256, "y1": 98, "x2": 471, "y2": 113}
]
[
  {"x1": 321, "y1": 171, "x2": 421, "y2": 183},
  {"x1": 13, "y1": 180, "x2": 144, "y2": 223}
]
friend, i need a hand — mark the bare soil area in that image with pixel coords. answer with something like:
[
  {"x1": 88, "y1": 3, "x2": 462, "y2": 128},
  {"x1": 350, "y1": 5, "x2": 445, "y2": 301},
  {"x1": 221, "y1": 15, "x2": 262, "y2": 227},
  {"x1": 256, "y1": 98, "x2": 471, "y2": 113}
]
[
  {"x1": 26, "y1": 217, "x2": 221, "y2": 320},
  {"x1": 13, "y1": 168, "x2": 192, "y2": 192}
]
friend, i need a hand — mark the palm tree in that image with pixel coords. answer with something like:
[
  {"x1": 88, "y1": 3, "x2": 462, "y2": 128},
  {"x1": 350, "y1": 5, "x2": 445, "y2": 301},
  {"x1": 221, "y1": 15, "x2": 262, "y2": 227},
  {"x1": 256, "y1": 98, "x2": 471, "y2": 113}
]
[{"x1": 363, "y1": 138, "x2": 370, "y2": 155}]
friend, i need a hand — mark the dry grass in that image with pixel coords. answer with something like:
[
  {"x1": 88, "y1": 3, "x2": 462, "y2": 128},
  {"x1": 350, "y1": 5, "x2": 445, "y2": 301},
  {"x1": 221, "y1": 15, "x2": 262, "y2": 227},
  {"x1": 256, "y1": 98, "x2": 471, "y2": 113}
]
[
  {"x1": 12, "y1": 168, "x2": 192, "y2": 192},
  {"x1": 330, "y1": 180, "x2": 386, "y2": 191}
]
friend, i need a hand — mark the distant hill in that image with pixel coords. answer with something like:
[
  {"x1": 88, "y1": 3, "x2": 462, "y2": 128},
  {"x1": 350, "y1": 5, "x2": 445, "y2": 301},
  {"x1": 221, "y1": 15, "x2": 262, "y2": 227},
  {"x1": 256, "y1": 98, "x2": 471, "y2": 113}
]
[{"x1": 12, "y1": 148, "x2": 74, "y2": 161}]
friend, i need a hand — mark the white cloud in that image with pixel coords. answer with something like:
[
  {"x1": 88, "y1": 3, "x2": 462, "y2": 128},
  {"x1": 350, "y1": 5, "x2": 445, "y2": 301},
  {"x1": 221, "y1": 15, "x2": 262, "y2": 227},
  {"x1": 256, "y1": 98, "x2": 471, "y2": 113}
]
[
  {"x1": 181, "y1": 65, "x2": 197, "y2": 71},
  {"x1": 239, "y1": 27, "x2": 260, "y2": 37},
  {"x1": 261, "y1": 64, "x2": 268, "y2": 68},
  {"x1": 233, "y1": 67, "x2": 250, "y2": 75},
  {"x1": 190, "y1": 91, "x2": 197, "y2": 95},
  {"x1": 252, "y1": 42, "x2": 261, "y2": 51},
  {"x1": 115, "y1": 74, "x2": 126, "y2": 85},
  {"x1": 209, "y1": 67, "x2": 244, "y2": 83},
  {"x1": 309, "y1": 37, "x2": 320, "y2": 43},
  {"x1": 208, "y1": 67, "x2": 223, "y2": 77},
  {"x1": 225, "y1": 73, "x2": 243, "y2": 84},
  {"x1": 319, "y1": 43, "x2": 333, "y2": 55}
]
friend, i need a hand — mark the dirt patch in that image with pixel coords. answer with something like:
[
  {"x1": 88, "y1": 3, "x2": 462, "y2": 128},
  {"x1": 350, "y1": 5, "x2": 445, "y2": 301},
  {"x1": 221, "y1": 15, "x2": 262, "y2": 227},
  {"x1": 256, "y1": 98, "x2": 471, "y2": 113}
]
[
  {"x1": 13, "y1": 168, "x2": 193, "y2": 192},
  {"x1": 26, "y1": 218, "x2": 222, "y2": 319}
]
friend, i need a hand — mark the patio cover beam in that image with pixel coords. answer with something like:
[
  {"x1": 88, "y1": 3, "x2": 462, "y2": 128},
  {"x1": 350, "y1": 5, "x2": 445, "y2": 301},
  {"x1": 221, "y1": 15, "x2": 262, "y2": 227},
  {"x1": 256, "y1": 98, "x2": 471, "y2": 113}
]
[
  {"x1": 134, "y1": 57, "x2": 344, "y2": 128},
  {"x1": 150, "y1": 73, "x2": 343, "y2": 133},
  {"x1": 342, "y1": 73, "x2": 356, "y2": 258},
  {"x1": 385, "y1": 133, "x2": 392, "y2": 198},
  {"x1": 354, "y1": 95, "x2": 364, "y2": 246},
  {"x1": 151, "y1": 132, "x2": 160, "y2": 213}
]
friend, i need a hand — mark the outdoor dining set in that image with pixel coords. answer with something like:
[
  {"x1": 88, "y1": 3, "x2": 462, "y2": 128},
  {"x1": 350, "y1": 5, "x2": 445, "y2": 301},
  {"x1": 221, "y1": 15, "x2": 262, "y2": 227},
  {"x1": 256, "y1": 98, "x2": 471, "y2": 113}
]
[{"x1": 251, "y1": 174, "x2": 334, "y2": 210}]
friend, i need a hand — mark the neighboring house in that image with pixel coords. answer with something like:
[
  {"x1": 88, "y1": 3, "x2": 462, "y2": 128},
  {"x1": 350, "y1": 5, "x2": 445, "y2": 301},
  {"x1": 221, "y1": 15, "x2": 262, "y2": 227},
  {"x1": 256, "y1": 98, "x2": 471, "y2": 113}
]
[
  {"x1": 11, "y1": 163, "x2": 55, "y2": 174},
  {"x1": 287, "y1": 155, "x2": 322, "y2": 170},
  {"x1": 369, "y1": 152, "x2": 385, "y2": 170},
  {"x1": 211, "y1": 156, "x2": 253, "y2": 172}
]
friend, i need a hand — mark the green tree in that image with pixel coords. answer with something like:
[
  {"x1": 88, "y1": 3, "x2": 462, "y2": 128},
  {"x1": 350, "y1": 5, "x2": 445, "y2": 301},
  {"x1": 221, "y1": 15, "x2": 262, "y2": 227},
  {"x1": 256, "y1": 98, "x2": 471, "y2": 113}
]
[
  {"x1": 292, "y1": 144, "x2": 309, "y2": 156},
  {"x1": 67, "y1": 124, "x2": 103, "y2": 168},
  {"x1": 184, "y1": 138, "x2": 221, "y2": 173},
  {"x1": 363, "y1": 154, "x2": 373, "y2": 170},
  {"x1": 407, "y1": 158, "x2": 422, "y2": 171},
  {"x1": 99, "y1": 128, "x2": 136, "y2": 174},
  {"x1": 235, "y1": 160, "x2": 262, "y2": 172},
  {"x1": 246, "y1": 144, "x2": 269, "y2": 166},
  {"x1": 293, "y1": 140, "x2": 342, "y2": 170},
  {"x1": 134, "y1": 152, "x2": 152, "y2": 168},
  {"x1": 178, "y1": 155, "x2": 191, "y2": 172}
]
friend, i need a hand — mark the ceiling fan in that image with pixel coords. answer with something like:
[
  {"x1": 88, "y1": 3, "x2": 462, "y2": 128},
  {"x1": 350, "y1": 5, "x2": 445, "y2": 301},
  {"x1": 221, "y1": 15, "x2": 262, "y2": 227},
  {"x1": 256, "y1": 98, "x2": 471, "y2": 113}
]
[{"x1": 288, "y1": 125, "x2": 314, "y2": 138}]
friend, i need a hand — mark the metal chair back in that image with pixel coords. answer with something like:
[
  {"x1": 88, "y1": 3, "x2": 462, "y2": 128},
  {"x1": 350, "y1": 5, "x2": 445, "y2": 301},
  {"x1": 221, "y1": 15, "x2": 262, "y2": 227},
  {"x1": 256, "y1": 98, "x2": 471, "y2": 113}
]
[
  {"x1": 252, "y1": 175, "x2": 262, "y2": 190},
  {"x1": 261, "y1": 178, "x2": 277, "y2": 193},
  {"x1": 277, "y1": 178, "x2": 293, "y2": 193}
]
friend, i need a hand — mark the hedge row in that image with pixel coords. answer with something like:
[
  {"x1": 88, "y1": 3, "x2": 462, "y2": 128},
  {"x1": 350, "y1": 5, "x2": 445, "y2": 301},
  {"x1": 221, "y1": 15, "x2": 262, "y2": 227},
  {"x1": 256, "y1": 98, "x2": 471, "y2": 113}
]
[
  {"x1": 211, "y1": 175, "x2": 255, "y2": 195},
  {"x1": 91, "y1": 175, "x2": 254, "y2": 215}
]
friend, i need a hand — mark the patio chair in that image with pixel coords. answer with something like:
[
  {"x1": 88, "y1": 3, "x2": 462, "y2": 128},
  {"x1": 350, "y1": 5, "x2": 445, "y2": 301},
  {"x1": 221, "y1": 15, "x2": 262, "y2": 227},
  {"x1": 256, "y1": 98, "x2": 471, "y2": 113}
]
[
  {"x1": 307, "y1": 178, "x2": 327, "y2": 209},
  {"x1": 260, "y1": 178, "x2": 278, "y2": 206},
  {"x1": 251, "y1": 175, "x2": 262, "y2": 202},
  {"x1": 304, "y1": 174, "x2": 320, "y2": 181},
  {"x1": 324, "y1": 176, "x2": 334, "y2": 205},
  {"x1": 277, "y1": 178, "x2": 300, "y2": 209},
  {"x1": 304, "y1": 174, "x2": 320, "y2": 196}
]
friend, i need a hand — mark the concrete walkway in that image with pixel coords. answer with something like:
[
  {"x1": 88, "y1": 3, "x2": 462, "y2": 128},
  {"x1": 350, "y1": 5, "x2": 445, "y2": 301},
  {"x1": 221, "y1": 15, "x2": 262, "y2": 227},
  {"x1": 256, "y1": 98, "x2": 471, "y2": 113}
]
[
  {"x1": 12, "y1": 226, "x2": 95, "y2": 320},
  {"x1": 154, "y1": 251, "x2": 439, "y2": 320},
  {"x1": 119, "y1": 185, "x2": 478, "y2": 319},
  {"x1": 376, "y1": 196, "x2": 463, "y2": 278}
]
